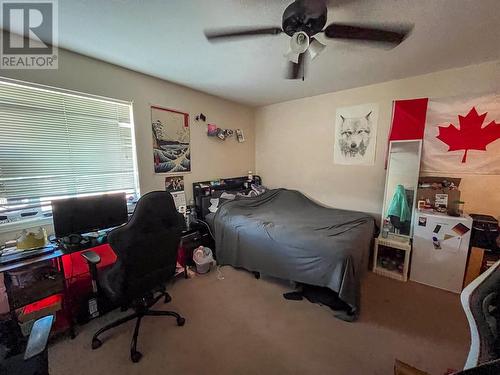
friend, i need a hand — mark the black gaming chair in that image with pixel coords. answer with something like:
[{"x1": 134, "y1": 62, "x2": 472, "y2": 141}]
[
  {"x1": 460, "y1": 259, "x2": 500, "y2": 369},
  {"x1": 82, "y1": 191, "x2": 186, "y2": 363}
]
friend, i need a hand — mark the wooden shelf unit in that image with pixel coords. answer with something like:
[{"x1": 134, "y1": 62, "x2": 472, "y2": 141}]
[{"x1": 373, "y1": 235, "x2": 412, "y2": 282}]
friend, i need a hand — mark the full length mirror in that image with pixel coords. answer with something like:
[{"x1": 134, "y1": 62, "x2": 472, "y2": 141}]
[{"x1": 382, "y1": 140, "x2": 422, "y2": 237}]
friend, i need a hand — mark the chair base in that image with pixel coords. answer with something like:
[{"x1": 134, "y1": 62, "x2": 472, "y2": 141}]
[{"x1": 91, "y1": 291, "x2": 185, "y2": 363}]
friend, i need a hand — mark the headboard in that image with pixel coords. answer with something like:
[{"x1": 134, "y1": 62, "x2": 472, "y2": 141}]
[{"x1": 192, "y1": 175, "x2": 262, "y2": 220}]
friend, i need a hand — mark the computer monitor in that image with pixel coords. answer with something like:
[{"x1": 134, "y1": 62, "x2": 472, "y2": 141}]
[{"x1": 52, "y1": 192, "x2": 128, "y2": 238}]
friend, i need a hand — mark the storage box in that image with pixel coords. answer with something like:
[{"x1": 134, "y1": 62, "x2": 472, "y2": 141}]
[
  {"x1": 17, "y1": 294, "x2": 62, "y2": 323},
  {"x1": 417, "y1": 177, "x2": 461, "y2": 209}
]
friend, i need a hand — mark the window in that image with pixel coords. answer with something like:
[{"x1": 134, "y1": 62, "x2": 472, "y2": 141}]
[{"x1": 0, "y1": 79, "x2": 138, "y2": 228}]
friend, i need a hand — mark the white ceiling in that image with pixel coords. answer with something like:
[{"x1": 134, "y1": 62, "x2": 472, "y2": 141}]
[{"x1": 48, "y1": 1, "x2": 500, "y2": 106}]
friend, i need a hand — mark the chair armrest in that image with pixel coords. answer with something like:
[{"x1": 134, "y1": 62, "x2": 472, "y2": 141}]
[
  {"x1": 24, "y1": 315, "x2": 54, "y2": 360},
  {"x1": 81, "y1": 250, "x2": 101, "y2": 265},
  {"x1": 81, "y1": 251, "x2": 102, "y2": 293}
]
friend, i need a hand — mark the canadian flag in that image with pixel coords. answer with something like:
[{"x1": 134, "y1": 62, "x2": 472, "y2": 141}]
[{"x1": 420, "y1": 93, "x2": 500, "y2": 175}]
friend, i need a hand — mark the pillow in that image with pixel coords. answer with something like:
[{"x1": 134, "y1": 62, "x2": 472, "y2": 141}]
[
  {"x1": 251, "y1": 184, "x2": 267, "y2": 196},
  {"x1": 208, "y1": 196, "x2": 233, "y2": 213},
  {"x1": 208, "y1": 198, "x2": 219, "y2": 213},
  {"x1": 238, "y1": 190, "x2": 256, "y2": 198},
  {"x1": 220, "y1": 192, "x2": 236, "y2": 200}
]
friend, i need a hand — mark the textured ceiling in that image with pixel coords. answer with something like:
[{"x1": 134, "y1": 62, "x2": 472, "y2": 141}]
[{"x1": 11, "y1": 0, "x2": 500, "y2": 106}]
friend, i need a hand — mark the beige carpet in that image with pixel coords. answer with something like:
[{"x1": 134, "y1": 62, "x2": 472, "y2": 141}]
[{"x1": 49, "y1": 267, "x2": 470, "y2": 375}]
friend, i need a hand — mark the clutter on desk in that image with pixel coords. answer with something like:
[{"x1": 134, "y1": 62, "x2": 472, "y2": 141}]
[
  {"x1": 16, "y1": 227, "x2": 48, "y2": 250},
  {"x1": 417, "y1": 176, "x2": 462, "y2": 215}
]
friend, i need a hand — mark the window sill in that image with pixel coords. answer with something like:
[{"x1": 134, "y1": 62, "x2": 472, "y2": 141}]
[{"x1": 0, "y1": 217, "x2": 54, "y2": 235}]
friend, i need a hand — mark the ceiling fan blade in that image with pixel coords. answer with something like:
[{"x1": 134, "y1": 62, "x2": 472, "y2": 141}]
[
  {"x1": 286, "y1": 52, "x2": 306, "y2": 80},
  {"x1": 204, "y1": 27, "x2": 283, "y2": 41},
  {"x1": 323, "y1": 23, "x2": 412, "y2": 46}
]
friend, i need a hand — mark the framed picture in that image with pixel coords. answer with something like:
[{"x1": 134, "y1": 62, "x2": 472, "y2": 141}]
[
  {"x1": 333, "y1": 103, "x2": 379, "y2": 166},
  {"x1": 165, "y1": 176, "x2": 186, "y2": 209},
  {"x1": 165, "y1": 176, "x2": 185, "y2": 192},
  {"x1": 236, "y1": 129, "x2": 245, "y2": 143},
  {"x1": 151, "y1": 106, "x2": 191, "y2": 174}
]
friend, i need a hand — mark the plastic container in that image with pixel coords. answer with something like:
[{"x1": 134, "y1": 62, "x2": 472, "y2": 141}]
[
  {"x1": 19, "y1": 313, "x2": 56, "y2": 336},
  {"x1": 193, "y1": 246, "x2": 213, "y2": 274}
]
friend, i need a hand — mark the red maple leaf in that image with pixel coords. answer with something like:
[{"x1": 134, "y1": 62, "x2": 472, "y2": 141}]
[{"x1": 436, "y1": 107, "x2": 500, "y2": 163}]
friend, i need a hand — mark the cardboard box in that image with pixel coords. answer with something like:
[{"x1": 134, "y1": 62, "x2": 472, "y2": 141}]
[{"x1": 417, "y1": 177, "x2": 461, "y2": 209}]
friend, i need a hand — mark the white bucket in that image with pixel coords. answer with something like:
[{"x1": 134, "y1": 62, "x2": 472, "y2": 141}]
[{"x1": 193, "y1": 247, "x2": 213, "y2": 274}]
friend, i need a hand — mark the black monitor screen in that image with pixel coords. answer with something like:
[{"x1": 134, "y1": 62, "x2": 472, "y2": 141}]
[{"x1": 52, "y1": 192, "x2": 128, "y2": 238}]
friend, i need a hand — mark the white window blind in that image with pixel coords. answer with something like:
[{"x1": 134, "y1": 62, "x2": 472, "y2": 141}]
[{"x1": 0, "y1": 79, "x2": 137, "y2": 222}]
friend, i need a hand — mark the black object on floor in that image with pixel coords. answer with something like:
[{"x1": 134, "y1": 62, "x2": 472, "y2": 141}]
[
  {"x1": 283, "y1": 291, "x2": 303, "y2": 301},
  {"x1": 283, "y1": 284, "x2": 352, "y2": 312}
]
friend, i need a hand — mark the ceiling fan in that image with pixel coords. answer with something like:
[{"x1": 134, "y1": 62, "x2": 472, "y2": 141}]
[{"x1": 204, "y1": 0, "x2": 412, "y2": 80}]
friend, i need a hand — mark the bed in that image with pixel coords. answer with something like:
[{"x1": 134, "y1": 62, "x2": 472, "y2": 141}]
[{"x1": 193, "y1": 178, "x2": 376, "y2": 321}]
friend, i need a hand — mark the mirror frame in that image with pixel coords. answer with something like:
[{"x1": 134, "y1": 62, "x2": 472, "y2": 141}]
[{"x1": 381, "y1": 140, "x2": 423, "y2": 239}]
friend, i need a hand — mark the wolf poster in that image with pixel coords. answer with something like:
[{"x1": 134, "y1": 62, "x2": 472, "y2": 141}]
[
  {"x1": 152, "y1": 106, "x2": 191, "y2": 174},
  {"x1": 333, "y1": 103, "x2": 379, "y2": 165}
]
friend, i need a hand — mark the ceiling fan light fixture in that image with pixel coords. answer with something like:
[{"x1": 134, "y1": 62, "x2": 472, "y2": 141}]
[
  {"x1": 308, "y1": 38, "x2": 325, "y2": 60},
  {"x1": 284, "y1": 31, "x2": 310, "y2": 63}
]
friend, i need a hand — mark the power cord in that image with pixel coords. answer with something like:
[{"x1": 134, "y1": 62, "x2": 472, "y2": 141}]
[
  {"x1": 216, "y1": 264, "x2": 225, "y2": 280},
  {"x1": 193, "y1": 218, "x2": 215, "y2": 240}
]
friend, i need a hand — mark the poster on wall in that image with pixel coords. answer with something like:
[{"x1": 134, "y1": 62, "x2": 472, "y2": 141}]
[
  {"x1": 165, "y1": 176, "x2": 186, "y2": 209},
  {"x1": 420, "y1": 93, "x2": 500, "y2": 174},
  {"x1": 333, "y1": 103, "x2": 379, "y2": 165},
  {"x1": 151, "y1": 106, "x2": 191, "y2": 174}
]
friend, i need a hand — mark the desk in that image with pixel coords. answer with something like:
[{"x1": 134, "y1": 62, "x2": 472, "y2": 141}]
[
  {"x1": 0, "y1": 248, "x2": 64, "y2": 274},
  {"x1": 0, "y1": 224, "x2": 213, "y2": 336},
  {"x1": 0, "y1": 247, "x2": 72, "y2": 337},
  {"x1": 0, "y1": 242, "x2": 117, "y2": 338}
]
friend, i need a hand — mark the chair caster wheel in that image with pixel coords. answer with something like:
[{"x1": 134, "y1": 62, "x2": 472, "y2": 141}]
[
  {"x1": 177, "y1": 317, "x2": 186, "y2": 326},
  {"x1": 164, "y1": 293, "x2": 171, "y2": 303},
  {"x1": 91, "y1": 338, "x2": 102, "y2": 350},
  {"x1": 131, "y1": 350, "x2": 142, "y2": 363}
]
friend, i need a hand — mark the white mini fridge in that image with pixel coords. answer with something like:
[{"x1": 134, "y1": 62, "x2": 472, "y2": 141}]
[{"x1": 411, "y1": 211, "x2": 473, "y2": 293}]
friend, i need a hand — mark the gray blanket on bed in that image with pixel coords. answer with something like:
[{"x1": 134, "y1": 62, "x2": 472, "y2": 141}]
[{"x1": 213, "y1": 188, "x2": 376, "y2": 321}]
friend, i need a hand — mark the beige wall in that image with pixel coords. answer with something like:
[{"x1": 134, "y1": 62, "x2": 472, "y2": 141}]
[
  {"x1": 1, "y1": 54, "x2": 498, "y2": 245},
  {"x1": 255, "y1": 61, "x2": 500, "y2": 219},
  {"x1": 0, "y1": 48, "x2": 255, "y2": 242}
]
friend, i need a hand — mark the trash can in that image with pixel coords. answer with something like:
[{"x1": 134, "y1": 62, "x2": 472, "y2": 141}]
[{"x1": 193, "y1": 246, "x2": 213, "y2": 274}]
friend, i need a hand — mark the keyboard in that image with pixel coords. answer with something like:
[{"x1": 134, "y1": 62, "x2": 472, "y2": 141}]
[{"x1": 0, "y1": 245, "x2": 55, "y2": 265}]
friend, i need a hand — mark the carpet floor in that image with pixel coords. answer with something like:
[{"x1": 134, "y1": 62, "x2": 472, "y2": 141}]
[{"x1": 49, "y1": 267, "x2": 470, "y2": 375}]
